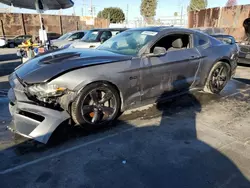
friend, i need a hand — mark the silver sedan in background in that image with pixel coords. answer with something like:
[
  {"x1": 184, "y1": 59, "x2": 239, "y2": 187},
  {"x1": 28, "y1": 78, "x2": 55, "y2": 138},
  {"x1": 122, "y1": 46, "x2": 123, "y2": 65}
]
[{"x1": 51, "y1": 30, "x2": 88, "y2": 48}]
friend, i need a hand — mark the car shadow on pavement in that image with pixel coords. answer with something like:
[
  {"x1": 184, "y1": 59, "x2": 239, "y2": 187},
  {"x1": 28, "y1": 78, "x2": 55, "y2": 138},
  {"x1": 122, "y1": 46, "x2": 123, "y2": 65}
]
[
  {"x1": 0, "y1": 81, "x2": 10, "y2": 90},
  {"x1": 1, "y1": 81, "x2": 250, "y2": 187},
  {"x1": 0, "y1": 53, "x2": 19, "y2": 61},
  {"x1": 238, "y1": 63, "x2": 250, "y2": 68},
  {"x1": 234, "y1": 77, "x2": 250, "y2": 85},
  {"x1": 0, "y1": 60, "x2": 21, "y2": 77}
]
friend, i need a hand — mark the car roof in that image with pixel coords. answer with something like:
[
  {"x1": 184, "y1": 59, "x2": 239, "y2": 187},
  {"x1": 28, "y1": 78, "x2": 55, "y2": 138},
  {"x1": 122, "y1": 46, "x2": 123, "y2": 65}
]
[
  {"x1": 89, "y1": 28, "x2": 127, "y2": 32},
  {"x1": 69, "y1": 30, "x2": 88, "y2": 33},
  {"x1": 128, "y1": 26, "x2": 195, "y2": 33}
]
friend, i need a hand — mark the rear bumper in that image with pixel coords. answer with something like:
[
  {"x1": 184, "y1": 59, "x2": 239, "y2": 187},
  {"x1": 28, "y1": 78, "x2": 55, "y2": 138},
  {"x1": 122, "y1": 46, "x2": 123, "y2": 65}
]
[{"x1": 8, "y1": 101, "x2": 70, "y2": 144}]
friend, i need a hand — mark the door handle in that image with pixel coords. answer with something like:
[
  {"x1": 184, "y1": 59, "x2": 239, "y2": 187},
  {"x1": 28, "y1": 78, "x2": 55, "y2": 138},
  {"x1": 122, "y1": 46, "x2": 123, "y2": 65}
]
[
  {"x1": 129, "y1": 76, "x2": 138, "y2": 80},
  {"x1": 189, "y1": 55, "x2": 199, "y2": 60}
]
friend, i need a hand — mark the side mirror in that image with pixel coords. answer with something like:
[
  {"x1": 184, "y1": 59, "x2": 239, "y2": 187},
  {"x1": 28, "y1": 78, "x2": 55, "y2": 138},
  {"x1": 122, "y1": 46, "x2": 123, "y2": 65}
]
[
  {"x1": 153, "y1": 47, "x2": 167, "y2": 55},
  {"x1": 146, "y1": 47, "x2": 167, "y2": 57}
]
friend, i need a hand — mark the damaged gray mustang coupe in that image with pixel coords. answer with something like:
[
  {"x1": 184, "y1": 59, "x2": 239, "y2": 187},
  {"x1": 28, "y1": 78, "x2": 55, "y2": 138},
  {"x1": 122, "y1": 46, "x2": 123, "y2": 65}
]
[{"x1": 8, "y1": 27, "x2": 238, "y2": 144}]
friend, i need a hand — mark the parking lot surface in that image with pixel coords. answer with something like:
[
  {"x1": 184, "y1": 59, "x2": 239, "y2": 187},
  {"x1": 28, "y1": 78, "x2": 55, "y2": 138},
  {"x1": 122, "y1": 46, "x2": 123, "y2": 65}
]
[{"x1": 1, "y1": 49, "x2": 250, "y2": 187}]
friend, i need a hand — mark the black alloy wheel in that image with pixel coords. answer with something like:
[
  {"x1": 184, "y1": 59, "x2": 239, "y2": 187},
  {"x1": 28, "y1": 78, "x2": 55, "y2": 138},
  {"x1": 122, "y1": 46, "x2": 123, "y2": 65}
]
[
  {"x1": 71, "y1": 82, "x2": 121, "y2": 127},
  {"x1": 205, "y1": 62, "x2": 230, "y2": 94}
]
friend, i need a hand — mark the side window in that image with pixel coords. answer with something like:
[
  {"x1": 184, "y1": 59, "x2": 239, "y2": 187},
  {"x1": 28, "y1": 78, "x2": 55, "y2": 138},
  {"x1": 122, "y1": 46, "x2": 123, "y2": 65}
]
[
  {"x1": 69, "y1": 33, "x2": 81, "y2": 40},
  {"x1": 24, "y1": 36, "x2": 31, "y2": 39},
  {"x1": 204, "y1": 28, "x2": 213, "y2": 35},
  {"x1": 151, "y1": 33, "x2": 192, "y2": 53},
  {"x1": 214, "y1": 28, "x2": 224, "y2": 34},
  {"x1": 16, "y1": 36, "x2": 23, "y2": 40},
  {"x1": 78, "y1": 32, "x2": 85, "y2": 38},
  {"x1": 100, "y1": 31, "x2": 112, "y2": 40}
]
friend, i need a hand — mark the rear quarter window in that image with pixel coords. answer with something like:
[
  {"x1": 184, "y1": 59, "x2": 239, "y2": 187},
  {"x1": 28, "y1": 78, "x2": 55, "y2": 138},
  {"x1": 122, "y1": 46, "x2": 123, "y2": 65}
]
[{"x1": 195, "y1": 33, "x2": 210, "y2": 47}]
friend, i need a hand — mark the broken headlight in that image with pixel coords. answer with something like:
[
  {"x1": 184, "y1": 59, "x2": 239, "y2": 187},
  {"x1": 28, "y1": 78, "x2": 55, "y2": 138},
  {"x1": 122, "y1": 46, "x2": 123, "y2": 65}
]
[{"x1": 27, "y1": 84, "x2": 66, "y2": 101}]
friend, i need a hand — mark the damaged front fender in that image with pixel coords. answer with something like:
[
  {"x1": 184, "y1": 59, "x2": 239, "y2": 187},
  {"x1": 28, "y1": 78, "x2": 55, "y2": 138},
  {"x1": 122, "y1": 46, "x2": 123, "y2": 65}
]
[{"x1": 58, "y1": 91, "x2": 78, "y2": 112}]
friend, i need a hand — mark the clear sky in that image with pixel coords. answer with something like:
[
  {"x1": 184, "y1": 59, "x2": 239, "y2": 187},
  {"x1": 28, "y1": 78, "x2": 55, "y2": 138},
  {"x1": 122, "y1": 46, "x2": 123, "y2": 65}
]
[{"x1": 0, "y1": 0, "x2": 249, "y2": 21}]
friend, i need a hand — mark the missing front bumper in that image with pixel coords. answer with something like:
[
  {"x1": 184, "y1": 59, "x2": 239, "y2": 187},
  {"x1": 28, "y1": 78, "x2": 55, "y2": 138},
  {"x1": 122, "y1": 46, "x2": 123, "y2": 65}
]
[{"x1": 8, "y1": 102, "x2": 70, "y2": 144}]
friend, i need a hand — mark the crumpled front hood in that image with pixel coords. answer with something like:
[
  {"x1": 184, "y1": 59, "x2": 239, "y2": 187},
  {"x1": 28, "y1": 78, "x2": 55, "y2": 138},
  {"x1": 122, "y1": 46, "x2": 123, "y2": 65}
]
[{"x1": 14, "y1": 48, "x2": 132, "y2": 84}]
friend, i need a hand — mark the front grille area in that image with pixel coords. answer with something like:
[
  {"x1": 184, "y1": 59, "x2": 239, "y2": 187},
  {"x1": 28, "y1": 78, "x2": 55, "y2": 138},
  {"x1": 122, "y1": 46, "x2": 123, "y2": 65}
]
[
  {"x1": 18, "y1": 110, "x2": 45, "y2": 122},
  {"x1": 8, "y1": 73, "x2": 31, "y2": 102}
]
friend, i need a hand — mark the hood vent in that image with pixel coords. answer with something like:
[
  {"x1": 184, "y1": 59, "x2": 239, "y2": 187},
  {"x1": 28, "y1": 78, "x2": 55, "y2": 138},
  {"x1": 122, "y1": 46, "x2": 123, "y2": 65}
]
[{"x1": 39, "y1": 52, "x2": 81, "y2": 64}]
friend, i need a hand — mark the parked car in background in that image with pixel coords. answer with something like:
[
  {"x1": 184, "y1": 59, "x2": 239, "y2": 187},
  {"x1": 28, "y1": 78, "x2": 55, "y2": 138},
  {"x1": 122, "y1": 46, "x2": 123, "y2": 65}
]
[
  {"x1": 6, "y1": 35, "x2": 32, "y2": 48},
  {"x1": 70, "y1": 28, "x2": 127, "y2": 49},
  {"x1": 47, "y1": 32, "x2": 61, "y2": 41},
  {"x1": 237, "y1": 18, "x2": 250, "y2": 65},
  {"x1": 237, "y1": 42, "x2": 250, "y2": 65},
  {"x1": 211, "y1": 34, "x2": 236, "y2": 45},
  {"x1": 0, "y1": 37, "x2": 7, "y2": 47},
  {"x1": 195, "y1": 28, "x2": 248, "y2": 64},
  {"x1": 51, "y1": 30, "x2": 88, "y2": 48},
  {"x1": 8, "y1": 27, "x2": 238, "y2": 144},
  {"x1": 195, "y1": 27, "x2": 225, "y2": 35}
]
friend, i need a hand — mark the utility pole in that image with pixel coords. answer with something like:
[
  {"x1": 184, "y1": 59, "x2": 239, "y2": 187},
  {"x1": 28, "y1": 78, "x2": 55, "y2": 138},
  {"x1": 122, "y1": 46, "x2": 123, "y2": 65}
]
[
  {"x1": 108, "y1": 12, "x2": 110, "y2": 23},
  {"x1": 90, "y1": 0, "x2": 93, "y2": 17},
  {"x1": 82, "y1": 0, "x2": 84, "y2": 16},
  {"x1": 180, "y1": 5, "x2": 183, "y2": 26},
  {"x1": 126, "y1": 4, "x2": 129, "y2": 24}
]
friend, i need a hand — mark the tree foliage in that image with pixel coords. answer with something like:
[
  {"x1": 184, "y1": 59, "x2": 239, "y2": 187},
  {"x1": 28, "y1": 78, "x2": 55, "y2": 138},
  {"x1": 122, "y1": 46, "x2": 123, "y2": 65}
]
[
  {"x1": 188, "y1": 0, "x2": 208, "y2": 11},
  {"x1": 140, "y1": 0, "x2": 158, "y2": 23},
  {"x1": 97, "y1": 7, "x2": 125, "y2": 23},
  {"x1": 225, "y1": 0, "x2": 237, "y2": 7}
]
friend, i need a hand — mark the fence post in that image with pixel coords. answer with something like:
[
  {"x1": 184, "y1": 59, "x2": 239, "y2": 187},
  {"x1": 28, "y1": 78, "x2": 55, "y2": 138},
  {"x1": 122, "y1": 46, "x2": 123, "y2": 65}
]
[
  {"x1": 21, "y1": 14, "x2": 26, "y2": 35},
  {"x1": 59, "y1": 15, "x2": 63, "y2": 34},
  {"x1": 0, "y1": 19, "x2": 5, "y2": 37}
]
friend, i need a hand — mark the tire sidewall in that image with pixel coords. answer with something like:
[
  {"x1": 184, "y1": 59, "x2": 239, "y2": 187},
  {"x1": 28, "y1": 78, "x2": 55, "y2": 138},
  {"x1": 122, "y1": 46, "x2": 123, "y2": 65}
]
[
  {"x1": 205, "y1": 61, "x2": 230, "y2": 94},
  {"x1": 72, "y1": 82, "x2": 121, "y2": 127}
]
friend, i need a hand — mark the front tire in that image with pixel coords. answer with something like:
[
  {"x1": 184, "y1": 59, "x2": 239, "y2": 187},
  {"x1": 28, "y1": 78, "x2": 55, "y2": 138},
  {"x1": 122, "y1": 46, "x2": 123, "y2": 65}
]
[
  {"x1": 71, "y1": 82, "x2": 121, "y2": 128},
  {"x1": 8, "y1": 43, "x2": 15, "y2": 48},
  {"x1": 204, "y1": 61, "x2": 230, "y2": 94}
]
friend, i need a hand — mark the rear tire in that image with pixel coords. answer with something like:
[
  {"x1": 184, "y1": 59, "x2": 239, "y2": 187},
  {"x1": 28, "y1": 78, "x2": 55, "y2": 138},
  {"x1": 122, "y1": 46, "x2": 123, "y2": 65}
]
[
  {"x1": 71, "y1": 82, "x2": 121, "y2": 129},
  {"x1": 204, "y1": 61, "x2": 230, "y2": 94},
  {"x1": 8, "y1": 43, "x2": 15, "y2": 48}
]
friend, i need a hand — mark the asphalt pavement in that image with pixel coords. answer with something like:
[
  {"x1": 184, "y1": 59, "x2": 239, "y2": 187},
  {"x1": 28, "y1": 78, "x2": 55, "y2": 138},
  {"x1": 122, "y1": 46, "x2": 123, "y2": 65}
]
[{"x1": 1, "y1": 49, "x2": 250, "y2": 187}]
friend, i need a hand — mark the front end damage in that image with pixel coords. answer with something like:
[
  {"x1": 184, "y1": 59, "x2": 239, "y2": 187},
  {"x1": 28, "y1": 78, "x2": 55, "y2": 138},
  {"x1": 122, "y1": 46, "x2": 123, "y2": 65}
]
[{"x1": 7, "y1": 73, "x2": 77, "y2": 144}]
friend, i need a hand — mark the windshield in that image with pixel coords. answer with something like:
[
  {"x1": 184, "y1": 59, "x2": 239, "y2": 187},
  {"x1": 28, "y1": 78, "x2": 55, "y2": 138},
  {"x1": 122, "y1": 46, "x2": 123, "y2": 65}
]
[
  {"x1": 97, "y1": 30, "x2": 157, "y2": 55},
  {"x1": 81, "y1": 30, "x2": 99, "y2": 42},
  {"x1": 58, "y1": 33, "x2": 72, "y2": 40}
]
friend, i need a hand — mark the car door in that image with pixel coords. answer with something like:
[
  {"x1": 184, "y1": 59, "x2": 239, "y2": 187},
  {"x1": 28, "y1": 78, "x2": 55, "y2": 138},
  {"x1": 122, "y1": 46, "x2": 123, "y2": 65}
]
[{"x1": 141, "y1": 32, "x2": 201, "y2": 100}]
